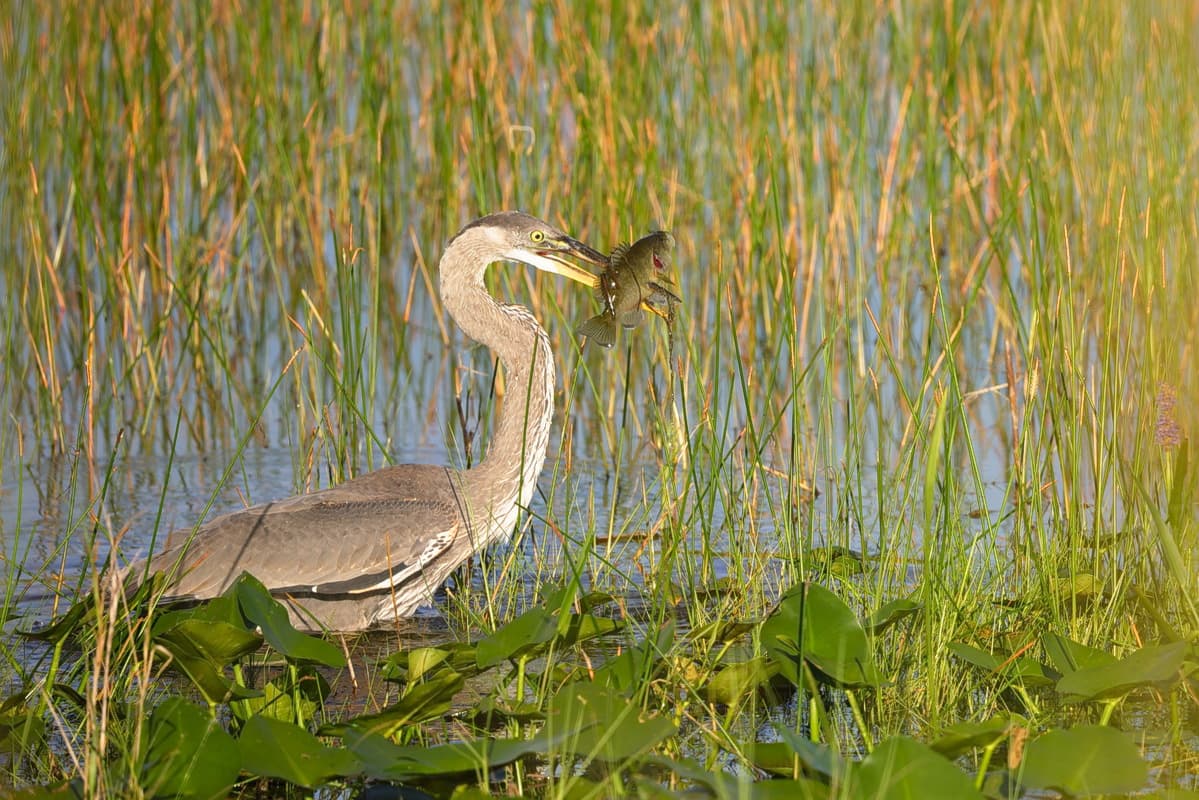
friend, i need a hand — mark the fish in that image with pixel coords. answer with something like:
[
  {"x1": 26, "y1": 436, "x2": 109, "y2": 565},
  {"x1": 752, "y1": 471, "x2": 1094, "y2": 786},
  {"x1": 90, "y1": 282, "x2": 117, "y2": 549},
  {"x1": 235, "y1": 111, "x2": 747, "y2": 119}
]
[{"x1": 577, "y1": 230, "x2": 680, "y2": 348}]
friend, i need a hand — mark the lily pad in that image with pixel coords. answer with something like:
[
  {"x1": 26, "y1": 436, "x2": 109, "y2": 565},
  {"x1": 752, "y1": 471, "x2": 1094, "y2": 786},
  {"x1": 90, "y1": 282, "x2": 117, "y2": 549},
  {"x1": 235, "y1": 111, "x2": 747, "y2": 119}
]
[
  {"x1": 343, "y1": 726, "x2": 579, "y2": 782},
  {"x1": 851, "y1": 736, "x2": 982, "y2": 800},
  {"x1": 774, "y1": 725, "x2": 846, "y2": 781},
  {"x1": 234, "y1": 574, "x2": 346, "y2": 667},
  {"x1": 1053, "y1": 571, "x2": 1102, "y2": 602},
  {"x1": 594, "y1": 620, "x2": 674, "y2": 691},
  {"x1": 231, "y1": 666, "x2": 329, "y2": 724},
  {"x1": 1056, "y1": 641, "x2": 1189, "y2": 702},
  {"x1": 705, "y1": 656, "x2": 781, "y2": 705},
  {"x1": 865, "y1": 597, "x2": 922, "y2": 635},
  {"x1": 406, "y1": 647, "x2": 453, "y2": 682},
  {"x1": 381, "y1": 641, "x2": 479, "y2": 682},
  {"x1": 464, "y1": 694, "x2": 545, "y2": 728},
  {"x1": 154, "y1": 618, "x2": 263, "y2": 665},
  {"x1": 929, "y1": 713, "x2": 1025, "y2": 759},
  {"x1": 946, "y1": 642, "x2": 1057, "y2": 687},
  {"x1": 139, "y1": 698, "x2": 239, "y2": 800},
  {"x1": 687, "y1": 618, "x2": 757, "y2": 646},
  {"x1": 238, "y1": 713, "x2": 361, "y2": 787},
  {"x1": 0, "y1": 694, "x2": 46, "y2": 755},
  {"x1": 153, "y1": 632, "x2": 263, "y2": 704},
  {"x1": 641, "y1": 755, "x2": 827, "y2": 799},
  {"x1": 475, "y1": 604, "x2": 559, "y2": 668},
  {"x1": 761, "y1": 582, "x2": 880, "y2": 688},
  {"x1": 152, "y1": 592, "x2": 246, "y2": 632},
  {"x1": 547, "y1": 681, "x2": 677, "y2": 763},
  {"x1": 1019, "y1": 725, "x2": 1149, "y2": 795},
  {"x1": 320, "y1": 670, "x2": 465, "y2": 739},
  {"x1": 744, "y1": 741, "x2": 802, "y2": 777},
  {"x1": 556, "y1": 612, "x2": 623, "y2": 647},
  {"x1": 19, "y1": 594, "x2": 96, "y2": 643},
  {"x1": 1041, "y1": 632, "x2": 1117, "y2": 674}
]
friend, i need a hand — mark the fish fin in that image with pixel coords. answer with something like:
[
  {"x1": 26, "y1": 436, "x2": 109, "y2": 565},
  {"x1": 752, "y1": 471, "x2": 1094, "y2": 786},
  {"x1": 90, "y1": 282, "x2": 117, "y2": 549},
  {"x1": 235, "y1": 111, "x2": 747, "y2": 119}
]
[
  {"x1": 577, "y1": 315, "x2": 618, "y2": 348},
  {"x1": 648, "y1": 281, "x2": 682, "y2": 304},
  {"x1": 608, "y1": 242, "x2": 632, "y2": 264},
  {"x1": 618, "y1": 309, "x2": 645, "y2": 329}
]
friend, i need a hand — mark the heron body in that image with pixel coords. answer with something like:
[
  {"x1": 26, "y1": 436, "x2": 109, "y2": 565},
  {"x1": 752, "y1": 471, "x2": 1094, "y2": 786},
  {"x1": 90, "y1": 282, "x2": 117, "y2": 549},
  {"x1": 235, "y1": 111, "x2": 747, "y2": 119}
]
[{"x1": 145, "y1": 212, "x2": 606, "y2": 631}]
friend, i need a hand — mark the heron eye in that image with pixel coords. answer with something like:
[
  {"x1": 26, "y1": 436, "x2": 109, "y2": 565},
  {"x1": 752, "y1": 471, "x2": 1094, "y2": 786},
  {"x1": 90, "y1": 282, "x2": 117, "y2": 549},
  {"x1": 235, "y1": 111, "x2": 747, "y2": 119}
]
[{"x1": 530, "y1": 230, "x2": 546, "y2": 243}]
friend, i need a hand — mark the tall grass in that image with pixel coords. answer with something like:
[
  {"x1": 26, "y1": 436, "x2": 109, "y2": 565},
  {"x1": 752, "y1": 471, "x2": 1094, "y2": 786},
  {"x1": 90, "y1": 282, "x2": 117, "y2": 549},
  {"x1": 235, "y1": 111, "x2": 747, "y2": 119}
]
[{"x1": 1, "y1": 0, "x2": 1197, "y2": 793}]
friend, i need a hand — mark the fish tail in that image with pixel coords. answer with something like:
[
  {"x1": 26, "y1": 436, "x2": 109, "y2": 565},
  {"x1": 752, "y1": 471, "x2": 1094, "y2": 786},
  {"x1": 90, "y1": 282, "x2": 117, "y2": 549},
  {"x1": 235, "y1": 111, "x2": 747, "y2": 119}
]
[
  {"x1": 618, "y1": 309, "x2": 645, "y2": 329},
  {"x1": 577, "y1": 315, "x2": 618, "y2": 348}
]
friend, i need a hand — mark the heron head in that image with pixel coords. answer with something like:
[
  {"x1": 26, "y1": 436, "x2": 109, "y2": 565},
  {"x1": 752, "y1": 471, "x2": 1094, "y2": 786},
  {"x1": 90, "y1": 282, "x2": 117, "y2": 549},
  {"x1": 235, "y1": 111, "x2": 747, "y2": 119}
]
[{"x1": 455, "y1": 211, "x2": 606, "y2": 288}]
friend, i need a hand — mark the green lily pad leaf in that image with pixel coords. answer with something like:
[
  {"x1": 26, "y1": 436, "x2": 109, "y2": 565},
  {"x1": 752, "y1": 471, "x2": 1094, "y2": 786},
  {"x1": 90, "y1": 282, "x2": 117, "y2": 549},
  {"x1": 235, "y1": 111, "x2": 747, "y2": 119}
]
[
  {"x1": 548, "y1": 681, "x2": 677, "y2": 763},
  {"x1": 447, "y1": 788, "x2": 496, "y2": 800},
  {"x1": 407, "y1": 647, "x2": 452, "y2": 682},
  {"x1": 18, "y1": 594, "x2": 95, "y2": 643},
  {"x1": 343, "y1": 725, "x2": 578, "y2": 782},
  {"x1": 705, "y1": 656, "x2": 780, "y2": 705},
  {"x1": 381, "y1": 642, "x2": 479, "y2": 682},
  {"x1": 238, "y1": 713, "x2": 360, "y2": 787},
  {"x1": 1054, "y1": 571, "x2": 1102, "y2": 601},
  {"x1": 865, "y1": 597, "x2": 922, "y2": 635},
  {"x1": 153, "y1": 592, "x2": 246, "y2": 631},
  {"x1": 1041, "y1": 632, "x2": 1117, "y2": 675},
  {"x1": 0, "y1": 694, "x2": 46, "y2": 755},
  {"x1": 744, "y1": 741, "x2": 802, "y2": 777},
  {"x1": 154, "y1": 618, "x2": 263, "y2": 666},
  {"x1": 49, "y1": 683, "x2": 87, "y2": 713},
  {"x1": 139, "y1": 698, "x2": 239, "y2": 800},
  {"x1": 476, "y1": 604, "x2": 559, "y2": 668},
  {"x1": 594, "y1": 620, "x2": 674, "y2": 691},
  {"x1": 153, "y1": 633, "x2": 263, "y2": 705},
  {"x1": 1057, "y1": 641, "x2": 1188, "y2": 702},
  {"x1": 557, "y1": 613, "x2": 623, "y2": 647},
  {"x1": 807, "y1": 546, "x2": 868, "y2": 579},
  {"x1": 465, "y1": 694, "x2": 546, "y2": 728},
  {"x1": 231, "y1": 666, "x2": 329, "y2": 724},
  {"x1": 1020, "y1": 725, "x2": 1149, "y2": 795},
  {"x1": 231, "y1": 679, "x2": 302, "y2": 724},
  {"x1": 1, "y1": 780, "x2": 84, "y2": 798},
  {"x1": 946, "y1": 642, "x2": 1057, "y2": 687},
  {"x1": 233, "y1": 574, "x2": 345, "y2": 667},
  {"x1": 641, "y1": 755, "x2": 827, "y2": 799},
  {"x1": 761, "y1": 582, "x2": 880, "y2": 688},
  {"x1": 946, "y1": 642, "x2": 1002, "y2": 671},
  {"x1": 851, "y1": 736, "x2": 982, "y2": 800},
  {"x1": 320, "y1": 669, "x2": 465, "y2": 739},
  {"x1": 687, "y1": 618, "x2": 757, "y2": 646},
  {"x1": 929, "y1": 713, "x2": 1026, "y2": 758},
  {"x1": 538, "y1": 585, "x2": 617, "y2": 614},
  {"x1": 774, "y1": 725, "x2": 846, "y2": 780}
]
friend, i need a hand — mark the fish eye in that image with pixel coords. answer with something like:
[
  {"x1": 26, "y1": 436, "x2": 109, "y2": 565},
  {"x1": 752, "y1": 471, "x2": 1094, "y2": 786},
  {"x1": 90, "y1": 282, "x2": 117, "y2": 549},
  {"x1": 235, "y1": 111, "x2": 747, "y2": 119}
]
[{"x1": 530, "y1": 230, "x2": 546, "y2": 243}]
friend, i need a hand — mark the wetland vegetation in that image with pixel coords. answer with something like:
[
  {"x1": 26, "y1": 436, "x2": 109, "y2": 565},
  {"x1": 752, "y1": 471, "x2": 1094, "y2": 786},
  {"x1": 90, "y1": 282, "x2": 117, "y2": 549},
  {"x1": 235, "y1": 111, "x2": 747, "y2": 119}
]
[{"x1": 1, "y1": 1, "x2": 1197, "y2": 797}]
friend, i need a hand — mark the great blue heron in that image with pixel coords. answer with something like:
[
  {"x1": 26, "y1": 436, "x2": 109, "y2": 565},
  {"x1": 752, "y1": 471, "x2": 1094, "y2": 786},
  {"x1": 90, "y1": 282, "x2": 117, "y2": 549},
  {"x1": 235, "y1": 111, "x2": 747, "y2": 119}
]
[{"x1": 143, "y1": 212, "x2": 608, "y2": 631}]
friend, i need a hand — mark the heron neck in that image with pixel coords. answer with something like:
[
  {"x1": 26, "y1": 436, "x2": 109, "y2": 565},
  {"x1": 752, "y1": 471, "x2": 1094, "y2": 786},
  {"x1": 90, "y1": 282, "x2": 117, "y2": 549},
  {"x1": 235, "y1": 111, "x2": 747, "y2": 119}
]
[{"x1": 441, "y1": 277, "x2": 555, "y2": 542}]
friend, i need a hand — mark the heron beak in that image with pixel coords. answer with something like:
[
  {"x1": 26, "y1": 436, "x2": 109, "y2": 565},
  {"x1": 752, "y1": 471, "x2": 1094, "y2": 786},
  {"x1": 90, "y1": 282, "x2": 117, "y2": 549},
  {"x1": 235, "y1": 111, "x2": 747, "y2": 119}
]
[{"x1": 529, "y1": 235, "x2": 608, "y2": 289}]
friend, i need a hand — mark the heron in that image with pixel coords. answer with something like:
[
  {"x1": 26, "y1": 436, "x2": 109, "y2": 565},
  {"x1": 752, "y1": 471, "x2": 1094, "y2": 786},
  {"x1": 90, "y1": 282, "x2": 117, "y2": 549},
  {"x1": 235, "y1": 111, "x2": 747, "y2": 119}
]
[{"x1": 142, "y1": 212, "x2": 608, "y2": 631}]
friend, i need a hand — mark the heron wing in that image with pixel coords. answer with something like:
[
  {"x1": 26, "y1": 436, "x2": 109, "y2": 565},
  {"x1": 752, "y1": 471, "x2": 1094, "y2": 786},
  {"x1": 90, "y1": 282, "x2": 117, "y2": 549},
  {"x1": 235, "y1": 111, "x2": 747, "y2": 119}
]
[{"x1": 153, "y1": 464, "x2": 466, "y2": 600}]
